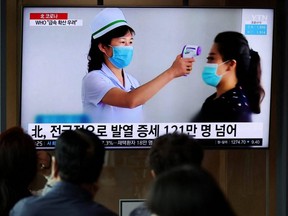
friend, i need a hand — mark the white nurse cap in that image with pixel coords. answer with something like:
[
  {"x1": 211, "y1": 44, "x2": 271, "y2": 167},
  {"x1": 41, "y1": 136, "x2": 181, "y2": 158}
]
[{"x1": 91, "y1": 8, "x2": 131, "y2": 39}]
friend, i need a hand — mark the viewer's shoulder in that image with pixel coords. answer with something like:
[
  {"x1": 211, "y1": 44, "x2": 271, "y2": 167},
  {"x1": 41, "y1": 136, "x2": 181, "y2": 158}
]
[
  {"x1": 9, "y1": 196, "x2": 40, "y2": 216},
  {"x1": 90, "y1": 202, "x2": 118, "y2": 216}
]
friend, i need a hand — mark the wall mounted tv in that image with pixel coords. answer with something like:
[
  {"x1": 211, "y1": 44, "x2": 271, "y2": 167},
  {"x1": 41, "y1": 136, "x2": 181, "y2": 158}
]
[{"x1": 20, "y1": 6, "x2": 274, "y2": 149}]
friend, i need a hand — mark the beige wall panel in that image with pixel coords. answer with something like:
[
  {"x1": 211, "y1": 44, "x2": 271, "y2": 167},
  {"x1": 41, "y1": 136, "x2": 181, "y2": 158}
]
[
  {"x1": 189, "y1": 0, "x2": 224, "y2": 6},
  {"x1": 6, "y1": 0, "x2": 18, "y2": 128},
  {"x1": 22, "y1": 0, "x2": 96, "y2": 6},
  {"x1": 22, "y1": 0, "x2": 183, "y2": 6},
  {"x1": 227, "y1": 150, "x2": 268, "y2": 216},
  {"x1": 104, "y1": 0, "x2": 182, "y2": 6},
  {"x1": 95, "y1": 150, "x2": 152, "y2": 213}
]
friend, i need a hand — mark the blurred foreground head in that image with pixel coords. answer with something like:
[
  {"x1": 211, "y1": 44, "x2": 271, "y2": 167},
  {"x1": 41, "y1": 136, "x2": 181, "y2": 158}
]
[
  {"x1": 148, "y1": 133, "x2": 204, "y2": 176},
  {"x1": 147, "y1": 165, "x2": 236, "y2": 216},
  {"x1": 55, "y1": 128, "x2": 105, "y2": 184},
  {"x1": 0, "y1": 126, "x2": 37, "y2": 216}
]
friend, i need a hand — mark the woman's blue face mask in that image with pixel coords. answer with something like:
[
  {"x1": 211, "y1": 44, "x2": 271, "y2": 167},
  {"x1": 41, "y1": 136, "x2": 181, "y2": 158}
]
[
  {"x1": 108, "y1": 46, "x2": 133, "y2": 69},
  {"x1": 201, "y1": 61, "x2": 229, "y2": 87}
]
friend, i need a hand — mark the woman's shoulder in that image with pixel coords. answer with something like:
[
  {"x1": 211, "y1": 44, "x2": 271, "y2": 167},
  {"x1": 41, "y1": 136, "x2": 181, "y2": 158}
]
[
  {"x1": 225, "y1": 86, "x2": 248, "y2": 101},
  {"x1": 220, "y1": 86, "x2": 250, "y2": 111},
  {"x1": 83, "y1": 70, "x2": 110, "y2": 81},
  {"x1": 84, "y1": 70, "x2": 103, "y2": 77}
]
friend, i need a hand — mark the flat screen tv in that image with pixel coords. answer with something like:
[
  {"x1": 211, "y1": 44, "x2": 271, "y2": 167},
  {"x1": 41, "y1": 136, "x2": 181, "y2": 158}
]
[{"x1": 20, "y1": 6, "x2": 274, "y2": 149}]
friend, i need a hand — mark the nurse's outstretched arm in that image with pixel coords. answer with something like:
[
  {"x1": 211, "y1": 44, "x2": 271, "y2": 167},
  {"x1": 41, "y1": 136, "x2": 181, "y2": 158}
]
[{"x1": 101, "y1": 55, "x2": 195, "y2": 108}]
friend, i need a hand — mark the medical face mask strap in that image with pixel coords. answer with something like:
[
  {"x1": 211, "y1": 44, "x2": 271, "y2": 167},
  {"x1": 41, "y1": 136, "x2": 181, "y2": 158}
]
[
  {"x1": 217, "y1": 60, "x2": 231, "y2": 77},
  {"x1": 218, "y1": 59, "x2": 230, "y2": 67}
]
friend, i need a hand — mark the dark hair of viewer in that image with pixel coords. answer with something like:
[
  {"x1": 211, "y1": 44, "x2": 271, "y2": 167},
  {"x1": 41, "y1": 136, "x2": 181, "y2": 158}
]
[
  {"x1": 55, "y1": 128, "x2": 105, "y2": 184},
  {"x1": 148, "y1": 133, "x2": 204, "y2": 176},
  {"x1": 0, "y1": 127, "x2": 37, "y2": 216},
  {"x1": 147, "y1": 165, "x2": 237, "y2": 216}
]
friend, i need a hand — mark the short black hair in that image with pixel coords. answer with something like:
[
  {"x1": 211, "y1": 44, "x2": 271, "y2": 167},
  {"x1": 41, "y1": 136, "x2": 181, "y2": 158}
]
[
  {"x1": 55, "y1": 128, "x2": 105, "y2": 184},
  {"x1": 148, "y1": 133, "x2": 204, "y2": 176}
]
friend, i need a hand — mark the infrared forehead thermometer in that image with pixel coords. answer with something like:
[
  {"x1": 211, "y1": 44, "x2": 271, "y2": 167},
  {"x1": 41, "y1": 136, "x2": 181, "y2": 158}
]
[{"x1": 181, "y1": 45, "x2": 201, "y2": 58}]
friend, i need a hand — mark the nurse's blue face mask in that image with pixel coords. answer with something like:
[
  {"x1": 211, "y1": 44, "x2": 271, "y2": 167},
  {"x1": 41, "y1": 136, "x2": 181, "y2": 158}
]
[
  {"x1": 108, "y1": 46, "x2": 133, "y2": 69},
  {"x1": 201, "y1": 60, "x2": 230, "y2": 87}
]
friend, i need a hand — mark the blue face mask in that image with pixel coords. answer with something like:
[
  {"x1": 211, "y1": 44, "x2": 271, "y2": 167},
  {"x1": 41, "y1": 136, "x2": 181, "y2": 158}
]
[
  {"x1": 201, "y1": 61, "x2": 228, "y2": 87},
  {"x1": 108, "y1": 46, "x2": 133, "y2": 69}
]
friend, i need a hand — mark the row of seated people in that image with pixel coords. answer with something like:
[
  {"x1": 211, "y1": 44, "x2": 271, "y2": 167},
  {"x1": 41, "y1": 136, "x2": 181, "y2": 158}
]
[{"x1": 0, "y1": 126, "x2": 236, "y2": 216}]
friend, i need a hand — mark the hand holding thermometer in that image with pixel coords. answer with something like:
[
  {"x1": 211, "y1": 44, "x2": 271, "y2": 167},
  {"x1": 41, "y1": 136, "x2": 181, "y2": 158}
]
[
  {"x1": 181, "y1": 45, "x2": 201, "y2": 58},
  {"x1": 181, "y1": 45, "x2": 201, "y2": 76}
]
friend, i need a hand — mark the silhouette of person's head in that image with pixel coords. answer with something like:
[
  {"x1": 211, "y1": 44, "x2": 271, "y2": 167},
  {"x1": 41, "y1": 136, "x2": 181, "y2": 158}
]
[
  {"x1": 148, "y1": 133, "x2": 204, "y2": 176},
  {"x1": 0, "y1": 126, "x2": 37, "y2": 216},
  {"x1": 147, "y1": 165, "x2": 236, "y2": 216},
  {"x1": 55, "y1": 128, "x2": 105, "y2": 185}
]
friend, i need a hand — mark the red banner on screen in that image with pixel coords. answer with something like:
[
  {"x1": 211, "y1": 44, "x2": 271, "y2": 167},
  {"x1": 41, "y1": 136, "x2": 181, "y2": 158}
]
[{"x1": 30, "y1": 13, "x2": 68, "y2": 20}]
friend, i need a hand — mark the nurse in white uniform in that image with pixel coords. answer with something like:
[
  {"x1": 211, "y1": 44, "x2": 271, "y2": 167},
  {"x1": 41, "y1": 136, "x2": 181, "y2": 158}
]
[{"x1": 82, "y1": 8, "x2": 194, "y2": 123}]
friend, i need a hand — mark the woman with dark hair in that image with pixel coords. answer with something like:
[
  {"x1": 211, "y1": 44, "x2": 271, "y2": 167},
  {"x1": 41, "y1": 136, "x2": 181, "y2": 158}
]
[
  {"x1": 0, "y1": 127, "x2": 37, "y2": 216},
  {"x1": 192, "y1": 31, "x2": 265, "y2": 122},
  {"x1": 82, "y1": 8, "x2": 194, "y2": 123},
  {"x1": 146, "y1": 165, "x2": 237, "y2": 216}
]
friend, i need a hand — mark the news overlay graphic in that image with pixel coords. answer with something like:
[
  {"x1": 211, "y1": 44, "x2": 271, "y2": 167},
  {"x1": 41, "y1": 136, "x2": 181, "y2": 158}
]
[
  {"x1": 244, "y1": 14, "x2": 268, "y2": 35},
  {"x1": 28, "y1": 122, "x2": 264, "y2": 149},
  {"x1": 29, "y1": 13, "x2": 83, "y2": 26}
]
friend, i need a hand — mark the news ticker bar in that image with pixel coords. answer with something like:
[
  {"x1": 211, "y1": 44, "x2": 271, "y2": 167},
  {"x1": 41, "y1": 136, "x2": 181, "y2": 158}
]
[
  {"x1": 28, "y1": 122, "x2": 264, "y2": 149},
  {"x1": 35, "y1": 138, "x2": 263, "y2": 150}
]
